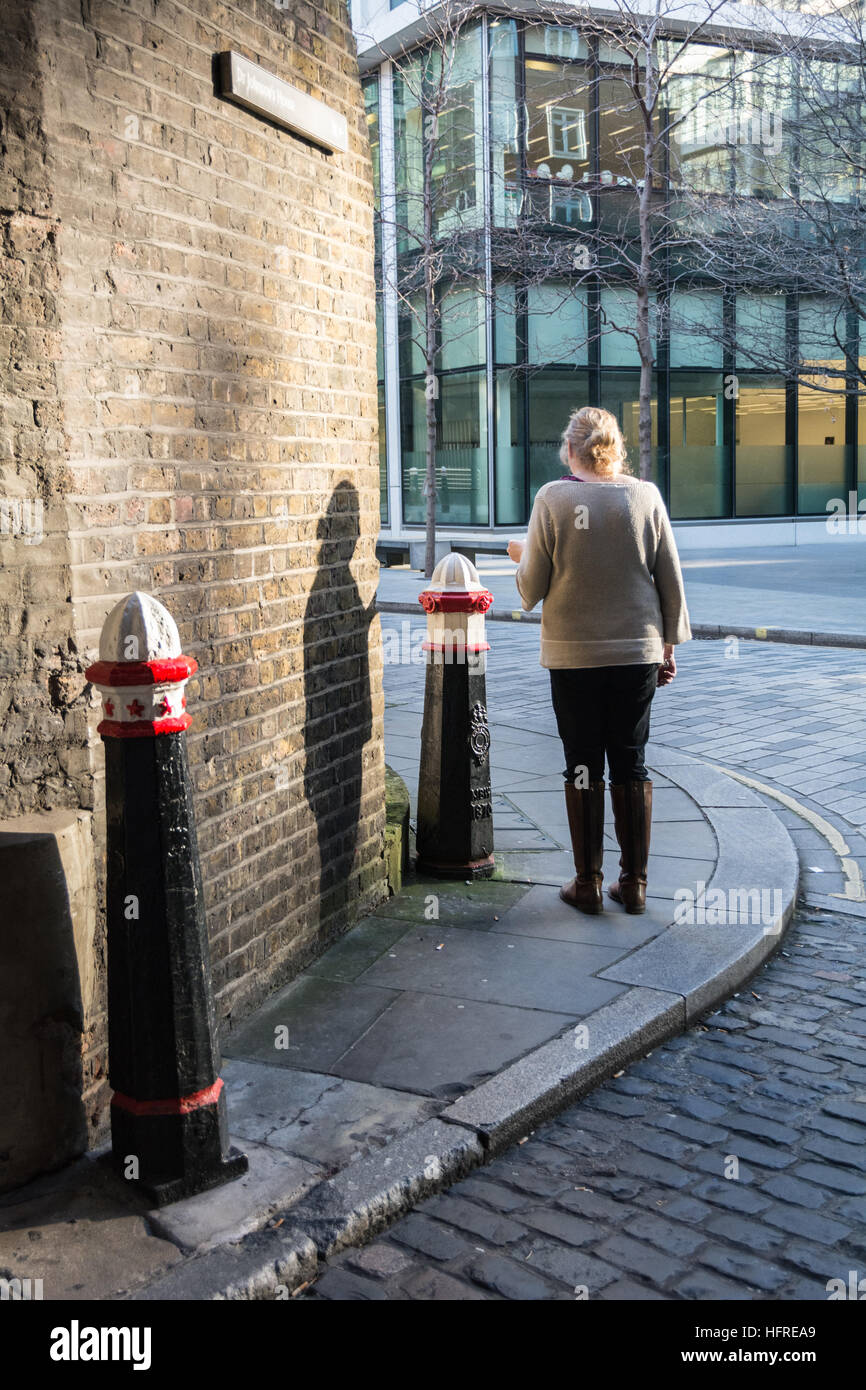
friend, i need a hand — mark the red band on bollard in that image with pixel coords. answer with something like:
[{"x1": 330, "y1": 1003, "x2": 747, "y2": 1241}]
[
  {"x1": 111, "y1": 1077, "x2": 224, "y2": 1117},
  {"x1": 97, "y1": 714, "x2": 192, "y2": 738},
  {"x1": 418, "y1": 589, "x2": 493, "y2": 614},
  {"x1": 86, "y1": 656, "x2": 198, "y2": 686}
]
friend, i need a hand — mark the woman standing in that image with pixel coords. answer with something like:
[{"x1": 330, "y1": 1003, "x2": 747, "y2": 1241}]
[{"x1": 507, "y1": 407, "x2": 691, "y2": 916}]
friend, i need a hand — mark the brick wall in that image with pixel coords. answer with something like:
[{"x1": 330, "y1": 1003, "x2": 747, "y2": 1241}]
[{"x1": 0, "y1": 0, "x2": 385, "y2": 1153}]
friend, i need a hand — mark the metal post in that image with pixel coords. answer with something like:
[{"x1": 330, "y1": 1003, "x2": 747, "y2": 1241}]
[
  {"x1": 415, "y1": 555, "x2": 495, "y2": 878},
  {"x1": 85, "y1": 592, "x2": 247, "y2": 1206}
]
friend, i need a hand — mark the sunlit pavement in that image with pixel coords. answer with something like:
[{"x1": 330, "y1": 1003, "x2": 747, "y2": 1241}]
[{"x1": 303, "y1": 621, "x2": 866, "y2": 1299}]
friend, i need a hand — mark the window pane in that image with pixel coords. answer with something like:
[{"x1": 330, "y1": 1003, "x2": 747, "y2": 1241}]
[
  {"x1": 528, "y1": 370, "x2": 589, "y2": 501},
  {"x1": 665, "y1": 44, "x2": 734, "y2": 195},
  {"x1": 524, "y1": 25, "x2": 588, "y2": 61},
  {"x1": 437, "y1": 287, "x2": 485, "y2": 371},
  {"x1": 490, "y1": 18, "x2": 520, "y2": 226},
  {"x1": 731, "y1": 52, "x2": 793, "y2": 199},
  {"x1": 736, "y1": 293, "x2": 786, "y2": 369},
  {"x1": 600, "y1": 288, "x2": 657, "y2": 367},
  {"x1": 525, "y1": 58, "x2": 591, "y2": 196},
  {"x1": 669, "y1": 290, "x2": 724, "y2": 368},
  {"x1": 494, "y1": 282, "x2": 517, "y2": 364},
  {"x1": 527, "y1": 285, "x2": 589, "y2": 365},
  {"x1": 602, "y1": 370, "x2": 659, "y2": 484},
  {"x1": 430, "y1": 26, "x2": 484, "y2": 238},
  {"x1": 669, "y1": 372, "x2": 730, "y2": 518},
  {"x1": 735, "y1": 376, "x2": 791, "y2": 515},
  {"x1": 799, "y1": 298, "x2": 847, "y2": 372},
  {"x1": 494, "y1": 369, "x2": 525, "y2": 525},
  {"x1": 378, "y1": 383, "x2": 388, "y2": 525},
  {"x1": 400, "y1": 371, "x2": 489, "y2": 526},
  {"x1": 393, "y1": 32, "x2": 484, "y2": 253},
  {"x1": 798, "y1": 379, "x2": 847, "y2": 515},
  {"x1": 397, "y1": 292, "x2": 426, "y2": 377},
  {"x1": 598, "y1": 75, "x2": 643, "y2": 186},
  {"x1": 798, "y1": 60, "x2": 866, "y2": 205},
  {"x1": 859, "y1": 389, "x2": 866, "y2": 505},
  {"x1": 364, "y1": 79, "x2": 381, "y2": 263},
  {"x1": 393, "y1": 59, "x2": 424, "y2": 255},
  {"x1": 375, "y1": 296, "x2": 385, "y2": 382}
]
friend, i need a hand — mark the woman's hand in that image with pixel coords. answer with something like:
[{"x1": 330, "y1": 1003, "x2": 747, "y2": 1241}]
[
  {"x1": 507, "y1": 538, "x2": 525, "y2": 563},
  {"x1": 657, "y1": 643, "x2": 676, "y2": 687}
]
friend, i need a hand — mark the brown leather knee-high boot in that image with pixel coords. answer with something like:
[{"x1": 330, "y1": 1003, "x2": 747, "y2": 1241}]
[
  {"x1": 608, "y1": 781, "x2": 652, "y2": 914},
  {"x1": 560, "y1": 780, "x2": 605, "y2": 914}
]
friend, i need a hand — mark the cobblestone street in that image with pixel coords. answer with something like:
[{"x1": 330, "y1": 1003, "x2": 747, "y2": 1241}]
[
  {"x1": 308, "y1": 900, "x2": 866, "y2": 1300},
  {"x1": 306, "y1": 630, "x2": 866, "y2": 1300}
]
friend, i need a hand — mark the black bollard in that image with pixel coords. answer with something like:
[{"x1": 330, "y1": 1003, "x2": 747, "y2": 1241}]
[
  {"x1": 86, "y1": 592, "x2": 247, "y2": 1206},
  {"x1": 415, "y1": 555, "x2": 495, "y2": 879}
]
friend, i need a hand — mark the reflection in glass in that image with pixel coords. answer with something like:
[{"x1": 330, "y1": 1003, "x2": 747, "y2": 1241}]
[
  {"x1": 735, "y1": 376, "x2": 791, "y2": 515},
  {"x1": 494, "y1": 369, "x2": 525, "y2": 525},
  {"x1": 798, "y1": 379, "x2": 847, "y2": 515},
  {"x1": 601, "y1": 371, "x2": 659, "y2": 485},
  {"x1": 525, "y1": 59, "x2": 591, "y2": 183},
  {"x1": 400, "y1": 371, "x2": 488, "y2": 526},
  {"x1": 670, "y1": 373, "x2": 729, "y2": 518},
  {"x1": 378, "y1": 383, "x2": 388, "y2": 525},
  {"x1": 598, "y1": 75, "x2": 645, "y2": 186},
  {"x1": 393, "y1": 29, "x2": 483, "y2": 254},
  {"x1": 528, "y1": 370, "x2": 589, "y2": 502},
  {"x1": 664, "y1": 43, "x2": 733, "y2": 195},
  {"x1": 527, "y1": 285, "x2": 589, "y2": 365}
]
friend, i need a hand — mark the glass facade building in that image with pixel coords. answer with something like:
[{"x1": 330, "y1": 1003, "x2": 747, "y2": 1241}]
[{"x1": 359, "y1": 9, "x2": 866, "y2": 540}]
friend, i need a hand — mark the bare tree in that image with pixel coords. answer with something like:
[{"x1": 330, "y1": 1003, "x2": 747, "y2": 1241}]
[
  {"x1": 360, "y1": 2, "x2": 488, "y2": 576},
  {"x1": 358, "y1": 0, "x2": 846, "y2": 547}
]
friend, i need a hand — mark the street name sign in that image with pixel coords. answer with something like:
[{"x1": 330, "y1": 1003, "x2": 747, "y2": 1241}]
[{"x1": 218, "y1": 50, "x2": 348, "y2": 154}]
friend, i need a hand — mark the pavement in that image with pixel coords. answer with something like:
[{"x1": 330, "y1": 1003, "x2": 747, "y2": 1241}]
[
  {"x1": 0, "y1": 603, "x2": 808, "y2": 1300},
  {"x1": 302, "y1": 612, "x2": 866, "y2": 1301},
  {"x1": 305, "y1": 898, "x2": 866, "y2": 1302},
  {"x1": 4, "y1": 539, "x2": 865, "y2": 1301}
]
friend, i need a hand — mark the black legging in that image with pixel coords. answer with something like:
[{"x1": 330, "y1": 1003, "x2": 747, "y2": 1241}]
[{"x1": 550, "y1": 663, "x2": 658, "y2": 784}]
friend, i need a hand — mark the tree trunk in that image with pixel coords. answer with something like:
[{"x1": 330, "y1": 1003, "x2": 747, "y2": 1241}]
[
  {"x1": 636, "y1": 58, "x2": 656, "y2": 483},
  {"x1": 423, "y1": 109, "x2": 437, "y2": 579}
]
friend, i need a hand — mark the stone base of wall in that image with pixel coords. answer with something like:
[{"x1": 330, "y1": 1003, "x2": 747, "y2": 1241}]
[{"x1": 0, "y1": 810, "x2": 99, "y2": 1192}]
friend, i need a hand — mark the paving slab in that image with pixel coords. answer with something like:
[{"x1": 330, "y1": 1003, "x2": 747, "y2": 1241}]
[
  {"x1": 331, "y1": 990, "x2": 579, "y2": 1095},
  {"x1": 441, "y1": 986, "x2": 686, "y2": 1153},
  {"x1": 356, "y1": 923, "x2": 627, "y2": 1013},
  {"x1": 146, "y1": 1138, "x2": 321, "y2": 1256},
  {"x1": 304, "y1": 915, "x2": 415, "y2": 981},
  {"x1": 372, "y1": 878, "x2": 530, "y2": 926},
  {"x1": 222, "y1": 1058, "x2": 432, "y2": 1165},
  {"x1": 490, "y1": 883, "x2": 665, "y2": 949},
  {"x1": 224, "y1": 976, "x2": 399, "y2": 1073}
]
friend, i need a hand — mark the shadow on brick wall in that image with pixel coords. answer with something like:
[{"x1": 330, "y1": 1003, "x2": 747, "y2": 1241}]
[{"x1": 303, "y1": 481, "x2": 376, "y2": 941}]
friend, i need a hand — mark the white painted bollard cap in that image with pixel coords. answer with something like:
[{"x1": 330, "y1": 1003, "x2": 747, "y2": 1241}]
[{"x1": 85, "y1": 592, "x2": 197, "y2": 738}]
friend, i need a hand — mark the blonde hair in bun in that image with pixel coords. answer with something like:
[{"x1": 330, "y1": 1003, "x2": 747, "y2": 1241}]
[{"x1": 559, "y1": 406, "x2": 629, "y2": 479}]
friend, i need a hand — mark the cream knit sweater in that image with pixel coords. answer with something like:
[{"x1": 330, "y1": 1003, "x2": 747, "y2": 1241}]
[{"x1": 515, "y1": 474, "x2": 692, "y2": 669}]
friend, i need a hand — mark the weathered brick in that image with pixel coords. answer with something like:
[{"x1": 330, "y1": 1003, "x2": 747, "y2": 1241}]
[{"x1": 0, "y1": 0, "x2": 385, "y2": 1163}]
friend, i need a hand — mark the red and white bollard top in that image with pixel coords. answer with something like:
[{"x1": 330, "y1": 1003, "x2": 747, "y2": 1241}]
[
  {"x1": 85, "y1": 591, "x2": 197, "y2": 739},
  {"x1": 418, "y1": 553, "x2": 493, "y2": 658}
]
